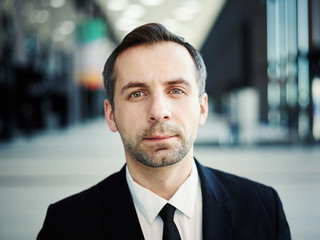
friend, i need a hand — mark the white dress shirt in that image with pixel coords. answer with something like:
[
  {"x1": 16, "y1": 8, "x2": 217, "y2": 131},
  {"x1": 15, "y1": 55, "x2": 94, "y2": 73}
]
[{"x1": 126, "y1": 161, "x2": 203, "y2": 240}]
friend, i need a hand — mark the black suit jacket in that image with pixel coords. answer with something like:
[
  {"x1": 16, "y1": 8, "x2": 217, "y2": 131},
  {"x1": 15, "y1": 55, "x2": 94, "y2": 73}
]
[{"x1": 37, "y1": 160, "x2": 291, "y2": 239}]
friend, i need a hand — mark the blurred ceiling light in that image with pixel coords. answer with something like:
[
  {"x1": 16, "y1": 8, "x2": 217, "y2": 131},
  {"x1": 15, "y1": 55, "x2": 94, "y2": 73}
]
[
  {"x1": 60, "y1": 21, "x2": 75, "y2": 35},
  {"x1": 50, "y1": 0, "x2": 66, "y2": 8},
  {"x1": 107, "y1": 0, "x2": 128, "y2": 11},
  {"x1": 123, "y1": 4, "x2": 146, "y2": 19},
  {"x1": 313, "y1": 78, "x2": 320, "y2": 103},
  {"x1": 183, "y1": 0, "x2": 202, "y2": 12},
  {"x1": 116, "y1": 16, "x2": 141, "y2": 32},
  {"x1": 29, "y1": 9, "x2": 49, "y2": 23},
  {"x1": 162, "y1": 18, "x2": 181, "y2": 33},
  {"x1": 312, "y1": 78, "x2": 320, "y2": 140},
  {"x1": 173, "y1": 0, "x2": 202, "y2": 21},
  {"x1": 140, "y1": 0, "x2": 164, "y2": 6},
  {"x1": 29, "y1": 10, "x2": 38, "y2": 23},
  {"x1": 52, "y1": 28, "x2": 65, "y2": 41},
  {"x1": 115, "y1": 4, "x2": 145, "y2": 32},
  {"x1": 52, "y1": 20, "x2": 75, "y2": 42},
  {"x1": 37, "y1": 10, "x2": 50, "y2": 23}
]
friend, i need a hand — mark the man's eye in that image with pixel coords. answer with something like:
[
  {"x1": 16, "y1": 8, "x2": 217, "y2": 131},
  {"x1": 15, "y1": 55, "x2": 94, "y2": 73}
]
[
  {"x1": 130, "y1": 91, "x2": 145, "y2": 98},
  {"x1": 170, "y1": 89, "x2": 183, "y2": 94}
]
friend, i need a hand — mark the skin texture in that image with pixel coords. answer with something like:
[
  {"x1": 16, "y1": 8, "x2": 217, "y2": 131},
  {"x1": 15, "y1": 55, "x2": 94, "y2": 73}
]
[{"x1": 104, "y1": 42, "x2": 208, "y2": 199}]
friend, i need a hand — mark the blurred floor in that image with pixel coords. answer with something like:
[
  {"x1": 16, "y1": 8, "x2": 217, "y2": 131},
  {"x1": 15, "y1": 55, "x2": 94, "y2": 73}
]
[{"x1": 0, "y1": 117, "x2": 319, "y2": 240}]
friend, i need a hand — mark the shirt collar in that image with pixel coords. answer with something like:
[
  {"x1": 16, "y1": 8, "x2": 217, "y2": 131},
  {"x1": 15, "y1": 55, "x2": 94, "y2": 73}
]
[{"x1": 126, "y1": 160, "x2": 200, "y2": 224}]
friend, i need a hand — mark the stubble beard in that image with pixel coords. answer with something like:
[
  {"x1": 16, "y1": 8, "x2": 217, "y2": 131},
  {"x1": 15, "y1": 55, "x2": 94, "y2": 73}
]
[{"x1": 119, "y1": 122, "x2": 196, "y2": 168}]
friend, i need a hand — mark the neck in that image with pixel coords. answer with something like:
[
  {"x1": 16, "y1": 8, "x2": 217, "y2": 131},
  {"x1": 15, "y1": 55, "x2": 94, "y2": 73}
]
[{"x1": 126, "y1": 151, "x2": 194, "y2": 200}]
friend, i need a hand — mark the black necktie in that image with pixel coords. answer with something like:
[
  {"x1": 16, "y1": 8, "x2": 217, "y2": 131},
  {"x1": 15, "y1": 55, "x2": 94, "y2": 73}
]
[{"x1": 159, "y1": 204, "x2": 181, "y2": 240}]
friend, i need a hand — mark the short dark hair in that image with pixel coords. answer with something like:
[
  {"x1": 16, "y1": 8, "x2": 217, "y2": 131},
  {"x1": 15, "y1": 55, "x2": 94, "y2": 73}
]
[{"x1": 102, "y1": 23, "x2": 207, "y2": 108}]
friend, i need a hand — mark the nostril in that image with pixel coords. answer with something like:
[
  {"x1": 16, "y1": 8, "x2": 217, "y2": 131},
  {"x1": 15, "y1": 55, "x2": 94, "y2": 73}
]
[{"x1": 148, "y1": 114, "x2": 170, "y2": 122}]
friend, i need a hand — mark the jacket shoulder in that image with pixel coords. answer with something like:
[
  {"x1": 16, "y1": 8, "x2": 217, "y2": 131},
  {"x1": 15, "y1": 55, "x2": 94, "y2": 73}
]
[
  {"x1": 37, "y1": 168, "x2": 127, "y2": 240},
  {"x1": 54, "y1": 169, "x2": 123, "y2": 208},
  {"x1": 198, "y1": 164, "x2": 291, "y2": 239},
  {"x1": 200, "y1": 163, "x2": 275, "y2": 196},
  {"x1": 197, "y1": 162, "x2": 280, "y2": 217}
]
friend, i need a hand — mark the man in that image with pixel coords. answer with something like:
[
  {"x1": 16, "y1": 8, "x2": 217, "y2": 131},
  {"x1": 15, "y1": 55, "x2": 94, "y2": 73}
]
[{"x1": 38, "y1": 23, "x2": 290, "y2": 240}]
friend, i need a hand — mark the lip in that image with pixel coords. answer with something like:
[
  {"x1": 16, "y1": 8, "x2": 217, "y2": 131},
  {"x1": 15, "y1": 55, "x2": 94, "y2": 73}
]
[{"x1": 143, "y1": 135, "x2": 175, "y2": 142}]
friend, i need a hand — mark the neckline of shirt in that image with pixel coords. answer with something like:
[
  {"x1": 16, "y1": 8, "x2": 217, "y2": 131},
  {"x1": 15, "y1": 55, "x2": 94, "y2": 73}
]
[{"x1": 126, "y1": 160, "x2": 200, "y2": 224}]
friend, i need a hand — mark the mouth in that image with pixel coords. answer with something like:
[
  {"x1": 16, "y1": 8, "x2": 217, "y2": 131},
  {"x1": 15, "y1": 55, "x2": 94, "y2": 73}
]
[{"x1": 143, "y1": 135, "x2": 175, "y2": 142}]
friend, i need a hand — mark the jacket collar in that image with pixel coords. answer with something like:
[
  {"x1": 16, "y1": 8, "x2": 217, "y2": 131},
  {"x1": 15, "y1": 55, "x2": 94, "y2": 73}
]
[
  {"x1": 102, "y1": 166, "x2": 145, "y2": 239},
  {"x1": 101, "y1": 161, "x2": 234, "y2": 240},
  {"x1": 195, "y1": 159, "x2": 234, "y2": 240}
]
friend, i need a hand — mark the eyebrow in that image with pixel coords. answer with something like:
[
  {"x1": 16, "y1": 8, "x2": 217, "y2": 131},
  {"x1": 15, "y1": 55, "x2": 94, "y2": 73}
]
[
  {"x1": 120, "y1": 78, "x2": 192, "y2": 95},
  {"x1": 120, "y1": 82, "x2": 148, "y2": 95},
  {"x1": 167, "y1": 78, "x2": 192, "y2": 88}
]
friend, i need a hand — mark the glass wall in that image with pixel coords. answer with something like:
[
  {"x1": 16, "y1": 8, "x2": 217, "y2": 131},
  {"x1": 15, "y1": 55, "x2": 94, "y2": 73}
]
[
  {"x1": 267, "y1": 0, "x2": 320, "y2": 143},
  {"x1": 0, "y1": 0, "x2": 115, "y2": 141}
]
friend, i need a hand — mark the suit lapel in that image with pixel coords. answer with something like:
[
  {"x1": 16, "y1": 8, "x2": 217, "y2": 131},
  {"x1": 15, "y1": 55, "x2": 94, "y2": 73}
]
[
  {"x1": 99, "y1": 161, "x2": 234, "y2": 240},
  {"x1": 196, "y1": 160, "x2": 234, "y2": 240},
  {"x1": 102, "y1": 166, "x2": 144, "y2": 240}
]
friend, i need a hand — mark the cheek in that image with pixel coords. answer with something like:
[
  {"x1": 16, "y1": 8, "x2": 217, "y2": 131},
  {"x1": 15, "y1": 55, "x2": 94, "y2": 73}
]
[
  {"x1": 115, "y1": 105, "x2": 144, "y2": 132},
  {"x1": 174, "y1": 99, "x2": 201, "y2": 123}
]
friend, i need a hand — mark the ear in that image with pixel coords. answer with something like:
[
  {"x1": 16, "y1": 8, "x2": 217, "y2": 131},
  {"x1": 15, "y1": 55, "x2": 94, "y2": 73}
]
[
  {"x1": 199, "y1": 93, "x2": 208, "y2": 126},
  {"x1": 104, "y1": 99, "x2": 118, "y2": 132}
]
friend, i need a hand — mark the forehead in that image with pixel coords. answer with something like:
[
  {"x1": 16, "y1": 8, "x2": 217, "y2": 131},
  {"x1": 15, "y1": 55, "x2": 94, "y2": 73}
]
[{"x1": 114, "y1": 42, "x2": 197, "y2": 87}]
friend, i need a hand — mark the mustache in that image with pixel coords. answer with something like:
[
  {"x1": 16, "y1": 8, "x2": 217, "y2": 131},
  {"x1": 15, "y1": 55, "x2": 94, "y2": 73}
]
[{"x1": 140, "y1": 123, "x2": 183, "y2": 139}]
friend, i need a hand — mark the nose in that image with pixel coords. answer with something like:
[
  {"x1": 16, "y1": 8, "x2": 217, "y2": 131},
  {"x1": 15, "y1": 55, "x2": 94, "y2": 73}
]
[{"x1": 147, "y1": 94, "x2": 171, "y2": 123}]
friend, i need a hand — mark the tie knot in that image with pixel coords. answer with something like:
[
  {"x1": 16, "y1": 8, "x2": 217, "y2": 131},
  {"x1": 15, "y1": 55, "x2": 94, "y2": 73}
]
[{"x1": 159, "y1": 204, "x2": 176, "y2": 222}]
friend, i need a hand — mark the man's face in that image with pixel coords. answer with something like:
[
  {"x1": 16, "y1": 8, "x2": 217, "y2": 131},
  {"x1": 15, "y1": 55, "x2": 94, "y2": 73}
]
[{"x1": 104, "y1": 42, "x2": 208, "y2": 168}]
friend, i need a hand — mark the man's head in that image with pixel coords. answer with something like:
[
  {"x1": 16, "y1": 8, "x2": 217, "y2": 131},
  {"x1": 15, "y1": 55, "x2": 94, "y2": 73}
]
[
  {"x1": 103, "y1": 23, "x2": 207, "y2": 109},
  {"x1": 103, "y1": 23, "x2": 208, "y2": 169}
]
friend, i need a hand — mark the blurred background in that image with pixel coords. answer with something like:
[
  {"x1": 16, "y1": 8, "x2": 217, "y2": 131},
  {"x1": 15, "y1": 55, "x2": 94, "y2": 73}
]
[{"x1": 0, "y1": 0, "x2": 319, "y2": 239}]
